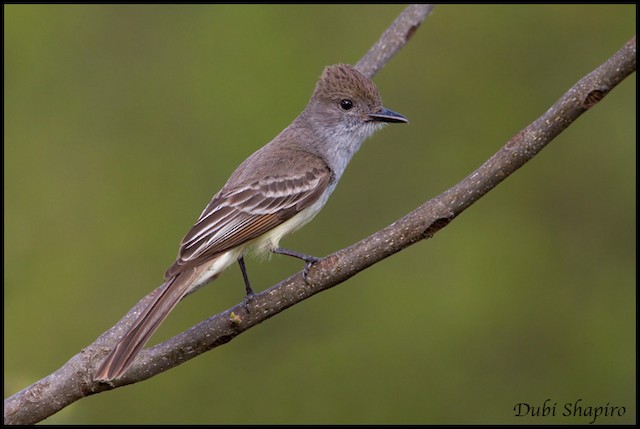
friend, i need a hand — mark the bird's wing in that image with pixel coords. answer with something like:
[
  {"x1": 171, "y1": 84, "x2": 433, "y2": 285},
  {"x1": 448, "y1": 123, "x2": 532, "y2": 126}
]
[{"x1": 165, "y1": 165, "x2": 331, "y2": 278}]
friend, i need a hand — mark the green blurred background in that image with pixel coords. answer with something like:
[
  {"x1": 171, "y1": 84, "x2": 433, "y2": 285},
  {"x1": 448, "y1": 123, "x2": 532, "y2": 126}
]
[{"x1": 4, "y1": 4, "x2": 635, "y2": 424}]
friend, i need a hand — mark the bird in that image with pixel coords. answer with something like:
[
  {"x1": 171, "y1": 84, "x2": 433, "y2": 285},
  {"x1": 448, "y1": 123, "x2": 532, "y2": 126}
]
[{"x1": 95, "y1": 63, "x2": 408, "y2": 381}]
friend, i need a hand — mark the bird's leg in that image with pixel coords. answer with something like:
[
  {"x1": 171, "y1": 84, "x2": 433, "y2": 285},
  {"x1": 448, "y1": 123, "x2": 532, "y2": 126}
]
[
  {"x1": 237, "y1": 256, "x2": 255, "y2": 308},
  {"x1": 272, "y1": 247, "x2": 320, "y2": 283}
]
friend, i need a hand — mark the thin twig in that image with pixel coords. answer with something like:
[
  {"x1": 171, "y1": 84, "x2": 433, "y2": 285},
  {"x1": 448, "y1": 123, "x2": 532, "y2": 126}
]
[{"x1": 356, "y1": 4, "x2": 435, "y2": 79}]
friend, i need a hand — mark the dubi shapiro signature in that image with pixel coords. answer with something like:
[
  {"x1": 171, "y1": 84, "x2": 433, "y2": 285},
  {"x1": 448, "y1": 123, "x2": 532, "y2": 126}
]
[{"x1": 513, "y1": 398, "x2": 627, "y2": 424}]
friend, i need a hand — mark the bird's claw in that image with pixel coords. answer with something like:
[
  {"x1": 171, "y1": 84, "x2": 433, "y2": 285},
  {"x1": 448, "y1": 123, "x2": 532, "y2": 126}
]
[
  {"x1": 241, "y1": 290, "x2": 255, "y2": 312},
  {"x1": 302, "y1": 257, "x2": 320, "y2": 284}
]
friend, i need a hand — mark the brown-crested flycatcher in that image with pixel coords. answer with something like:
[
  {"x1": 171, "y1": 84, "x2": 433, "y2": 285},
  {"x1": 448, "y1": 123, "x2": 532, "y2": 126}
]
[{"x1": 95, "y1": 63, "x2": 408, "y2": 381}]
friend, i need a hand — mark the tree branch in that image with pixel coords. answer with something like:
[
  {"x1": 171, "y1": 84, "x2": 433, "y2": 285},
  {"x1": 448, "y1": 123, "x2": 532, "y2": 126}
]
[
  {"x1": 3, "y1": 7, "x2": 635, "y2": 426},
  {"x1": 355, "y1": 4, "x2": 435, "y2": 79},
  {"x1": 3, "y1": 4, "x2": 434, "y2": 425}
]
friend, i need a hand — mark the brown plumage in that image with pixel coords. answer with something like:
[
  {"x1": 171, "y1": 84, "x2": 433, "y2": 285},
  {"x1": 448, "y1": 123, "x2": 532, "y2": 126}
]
[{"x1": 94, "y1": 64, "x2": 407, "y2": 381}]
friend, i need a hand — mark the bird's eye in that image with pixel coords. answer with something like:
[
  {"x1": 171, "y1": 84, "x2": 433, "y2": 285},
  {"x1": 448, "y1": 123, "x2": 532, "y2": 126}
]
[{"x1": 339, "y1": 99, "x2": 354, "y2": 110}]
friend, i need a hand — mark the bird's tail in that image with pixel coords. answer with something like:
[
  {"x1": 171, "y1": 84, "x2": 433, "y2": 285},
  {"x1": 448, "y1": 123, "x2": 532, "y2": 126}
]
[{"x1": 94, "y1": 268, "x2": 202, "y2": 381}]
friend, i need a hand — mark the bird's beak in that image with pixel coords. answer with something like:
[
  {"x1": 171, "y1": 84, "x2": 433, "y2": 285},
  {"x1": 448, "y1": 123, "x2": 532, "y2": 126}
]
[{"x1": 368, "y1": 108, "x2": 409, "y2": 124}]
